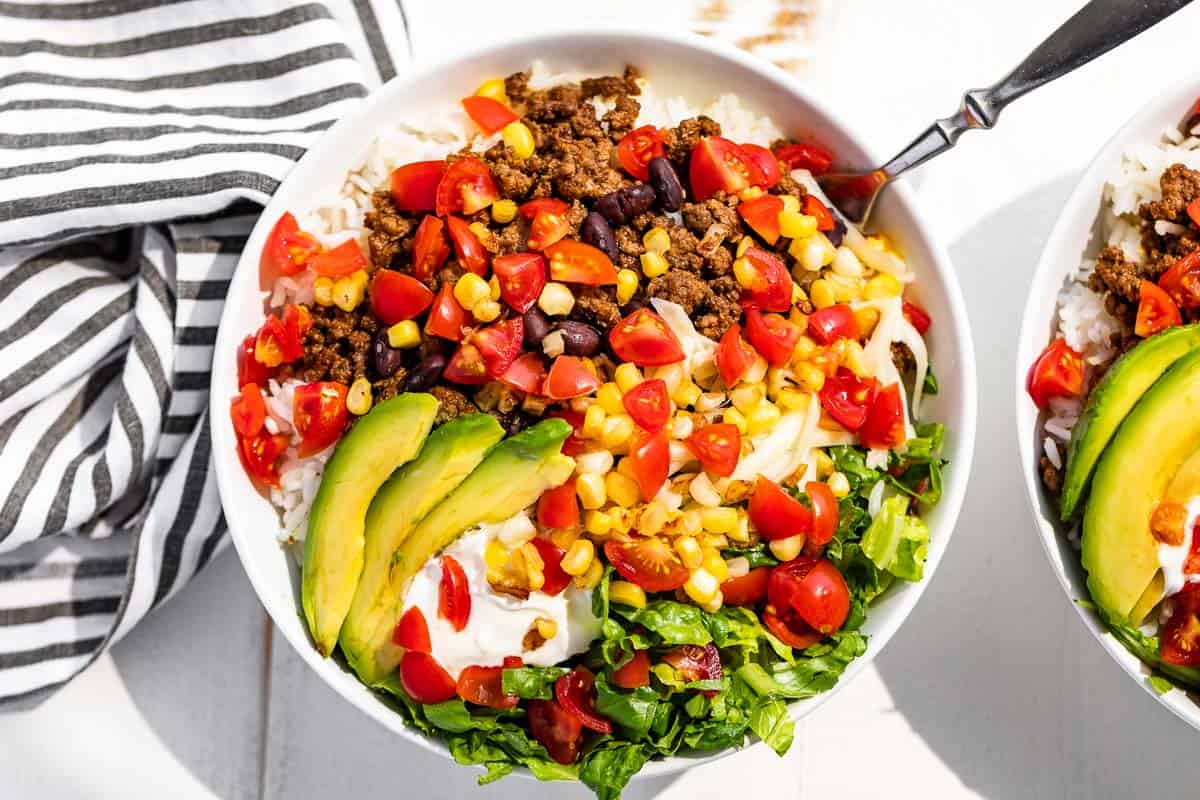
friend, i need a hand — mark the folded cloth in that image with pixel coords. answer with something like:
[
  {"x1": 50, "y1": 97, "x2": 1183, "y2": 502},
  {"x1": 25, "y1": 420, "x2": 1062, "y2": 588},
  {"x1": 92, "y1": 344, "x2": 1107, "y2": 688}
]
[{"x1": 0, "y1": 0, "x2": 409, "y2": 703}]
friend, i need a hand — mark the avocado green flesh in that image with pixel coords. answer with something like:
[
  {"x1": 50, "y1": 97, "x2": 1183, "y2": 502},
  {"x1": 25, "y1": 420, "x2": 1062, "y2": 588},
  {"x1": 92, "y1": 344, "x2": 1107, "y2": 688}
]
[
  {"x1": 1082, "y1": 349, "x2": 1200, "y2": 624},
  {"x1": 301, "y1": 393, "x2": 439, "y2": 656},
  {"x1": 1061, "y1": 324, "x2": 1200, "y2": 520},
  {"x1": 339, "y1": 414, "x2": 505, "y2": 685}
]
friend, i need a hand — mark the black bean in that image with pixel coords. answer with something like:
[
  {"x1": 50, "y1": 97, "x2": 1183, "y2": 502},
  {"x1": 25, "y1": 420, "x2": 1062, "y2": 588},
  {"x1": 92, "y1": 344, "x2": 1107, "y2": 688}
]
[
  {"x1": 404, "y1": 353, "x2": 446, "y2": 392},
  {"x1": 523, "y1": 306, "x2": 552, "y2": 347},
  {"x1": 580, "y1": 212, "x2": 618, "y2": 262},
  {"x1": 648, "y1": 157, "x2": 684, "y2": 212},
  {"x1": 595, "y1": 184, "x2": 656, "y2": 225},
  {"x1": 371, "y1": 329, "x2": 405, "y2": 379},
  {"x1": 827, "y1": 218, "x2": 846, "y2": 248},
  {"x1": 555, "y1": 320, "x2": 601, "y2": 356}
]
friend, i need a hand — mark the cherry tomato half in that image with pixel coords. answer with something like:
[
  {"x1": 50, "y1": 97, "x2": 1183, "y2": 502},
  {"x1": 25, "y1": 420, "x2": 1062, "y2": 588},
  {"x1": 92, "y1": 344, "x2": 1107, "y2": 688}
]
[
  {"x1": 260, "y1": 212, "x2": 320, "y2": 278},
  {"x1": 611, "y1": 649, "x2": 651, "y2": 689},
  {"x1": 807, "y1": 304, "x2": 859, "y2": 345},
  {"x1": 859, "y1": 382, "x2": 906, "y2": 450},
  {"x1": 528, "y1": 699, "x2": 583, "y2": 765},
  {"x1": 460, "y1": 95, "x2": 518, "y2": 135},
  {"x1": 622, "y1": 379, "x2": 671, "y2": 431},
  {"x1": 1135, "y1": 279, "x2": 1182, "y2": 338},
  {"x1": 738, "y1": 247, "x2": 793, "y2": 312},
  {"x1": 715, "y1": 324, "x2": 758, "y2": 388},
  {"x1": 802, "y1": 195, "x2": 835, "y2": 232},
  {"x1": 237, "y1": 430, "x2": 289, "y2": 489},
  {"x1": 609, "y1": 308, "x2": 685, "y2": 366},
  {"x1": 768, "y1": 557, "x2": 850, "y2": 634},
  {"x1": 739, "y1": 143, "x2": 782, "y2": 188},
  {"x1": 399, "y1": 651, "x2": 457, "y2": 704},
  {"x1": 237, "y1": 334, "x2": 277, "y2": 387},
  {"x1": 555, "y1": 667, "x2": 612, "y2": 733},
  {"x1": 392, "y1": 606, "x2": 431, "y2": 653},
  {"x1": 292, "y1": 381, "x2": 349, "y2": 457},
  {"x1": 389, "y1": 160, "x2": 445, "y2": 212},
  {"x1": 604, "y1": 536, "x2": 689, "y2": 593},
  {"x1": 456, "y1": 664, "x2": 519, "y2": 708},
  {"x1": 689, "y1": 136, "x2": 767, "y2": 201},
  {"x1": 819, "y1": 367, "x2": 880, "y2": 431},
  {"x1": 1158, "y1": 249, "x2": 1200, "y2": 309},
  {"x1": 369, "y1": 269, "x2": 434, "y2": 325},
  {"x1": 543, "y1": 355, "x2": 602, "y2": 400},
  {"x1": 443, "y1": 342, "x2": 490, "y2": 385},
  {"x1": 473, "y1": 317, "x2": 524, "y2": 377},
  {"x1": 773, "y1": 141, "x2": 834, "y2": 175},
  {"x1": 438, "y1": 555, "x2": 471, "y2": 632},
  {"x1": 492, "y1": 252, "x2": 547, "y2": 313},
  {"x1": 537, "y1": 479, "x2": 579, "y2": 531},
  {"x1": 526, "y1": 208, "x2": 571, "y2": 251},
  {"x1": 230, "y1": 383, "x2": 266, "y2": 438},
  {"x1": 684, "y1": 422, "x2": 741, "y2": 478},
  {"x1": 445, "y1": 215, "x2": 489, "y2": 275},
  {"x1": 547, "y1": 409, "x2": 587, "y2": 456},
  {"x1": 519, "y1": 198, "x2": 570, "y2": 219},
  {"x1": 737, "y1": 195, "x2": 784, "y2": 245},
  {"x1": 309, "y1": 239, "x2": 369, "y2": 278},
  {"x1": 761, "y1": 608, "x2": 824, "y2": 649},
  {"x1": 529, "y1": 536, "x2": 571, "y2": 596},
  {"x1": 721, "y1": 566, "x2": 771, "y2": 607},
  {"x1": 425, "y1": 283, "x2": 468, "y2": 341},
  {"x1": 805, "y1": 481, "x2": 839, "y2": 552},
  {"x1": 661, "y1": 643, "x2": 722, "y2": 682},
  {"x1": 411, "y1": 215, "x2": 450, "y2": 282},
  {"x1": 902, "y1": 300, "x2": 932, "y2": 335},
  {"x1": 1025, "y1": 338, "x2": 1084, "y2": 409},
  {"x1": 435, "y1": 156, "x2": 499, "y2": 217},
  {"x1": 1163, "y1": 584, "x2": 1200, "y2": 666},
  {"x1": 617, "y1": 125, "x2": 666, "y2": 181},
  {"x1": 628, "y1": 428, "x2": 670, "y2": 501},
  {"x1": 748, "y1": 476, "x2": 813, "y2": 541},
  {"x1": 744, "y1": 308, "x2": 801, "y2": 367},
  {"x1": 545, "y1": 240, "x2": 618, "y2": 285},
  {"x1": 499, "y1": 351, "x2": 547, "y2": 394}
]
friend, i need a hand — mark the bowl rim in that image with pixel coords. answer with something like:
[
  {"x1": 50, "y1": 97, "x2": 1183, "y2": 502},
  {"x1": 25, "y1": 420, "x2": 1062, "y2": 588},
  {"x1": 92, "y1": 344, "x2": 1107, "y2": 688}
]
[
  {"x1": 210, "y1": 23, "x2": 979, "y2": 779},
  {"x1": 1014, "y1": 75, "x2": 1200, "y2": 732}
]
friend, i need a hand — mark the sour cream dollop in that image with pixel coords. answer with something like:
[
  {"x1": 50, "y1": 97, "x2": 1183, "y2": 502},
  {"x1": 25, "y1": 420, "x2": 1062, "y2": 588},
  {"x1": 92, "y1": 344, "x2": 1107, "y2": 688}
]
[
  {"x1": 1159, "y1": 496, "x2": 1200, "y2": 599},
  {"x1": 402, "y1": 514, "x2": 602, "y2": 679}
]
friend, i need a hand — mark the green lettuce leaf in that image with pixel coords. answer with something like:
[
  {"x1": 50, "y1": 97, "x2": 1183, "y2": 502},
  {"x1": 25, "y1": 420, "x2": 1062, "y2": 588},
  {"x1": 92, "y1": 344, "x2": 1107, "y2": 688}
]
[
  {"x1": 502, "y1": 666, "x2": 569, "y2": 700},
  {"x1": 860, "y1": 495, "x2": 929, "y2": 581},
  {"x1": 748, "y1": 698, "x2": 795, "y2": 756},
  {"x1": 579, "y1": 741, "x2": 652, "y2": 800},
  {"x1": 613, "y1": 600, "x2": 712, "y2": 645}
]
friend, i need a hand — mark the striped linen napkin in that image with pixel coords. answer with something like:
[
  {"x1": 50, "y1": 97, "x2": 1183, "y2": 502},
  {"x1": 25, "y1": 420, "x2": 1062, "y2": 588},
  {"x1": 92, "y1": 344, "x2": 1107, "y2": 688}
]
[{"x1": 0, "y1": 0, "x2": 408, "y2": 704}]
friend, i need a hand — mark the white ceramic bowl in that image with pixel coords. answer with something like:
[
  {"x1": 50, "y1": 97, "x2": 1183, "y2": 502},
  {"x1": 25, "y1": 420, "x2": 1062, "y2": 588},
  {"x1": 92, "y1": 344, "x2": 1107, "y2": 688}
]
[
  {"x1": 1016, "y1": 78, "x2": 1200, "y2": 732},
  {"x1": 211, "y1": 27, "x2": 978, "y2": 780}
]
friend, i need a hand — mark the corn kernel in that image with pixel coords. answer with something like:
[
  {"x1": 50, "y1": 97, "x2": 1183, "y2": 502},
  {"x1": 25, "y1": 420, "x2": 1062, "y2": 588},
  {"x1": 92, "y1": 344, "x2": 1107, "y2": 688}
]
[
  {"x1": 584, "y1": 509, "x2": 612, "y2": 537},
  {"x1": 699, "y1": 590, "x2": 725, "y2": 614},
  {"x1": 723, "y1": 407, "x2": 747, "y2": 435},
  {"x1": 726, "y1": 556, "x2": 750, "y2": 579},
  {"x1": 689, "y1": 473, "x2": 722, "y2": 507},
  {"x1": 684, "y1": 568, "x2": 720, "y2": 605},
  {"x1": 794, "y1": 335, "x2": 818, "y2": 361},
  {"x1": 468, "y1": 221, "x2": 492, "y2": 243},
  {"x1": 484, "y1": 540, "x2": 510, "y2": 570},
  {"x1": 454, "y1": 273, "x2": 490, "y2": 309},
  {"x1": 582, "y1": 404, "x2": 607, "y2": 438},
  {"x1": 575, "y1": 558, "x2": 604, "y2": 589},
  {"x1": 643, "y1": 227, "x2": 671, "y2": 254},
  {"x1": 699, "y1": 506, "x2": 738, "y2": 534},
  {"x1": 675, "y1": 508, "x2": 703, "y2": 537},
  {"x1": 674, "y1": 536, "x2": 703, "y2": 569},
  {"x1": 673, "y1": 381, "x2": 702, "y2": 408},
  {"x1": 521, "y1": 542, "x2": 545, "y2": 591},
  {"x1": 780, "y1": 195, "x2": 801, "y2": 214},
  {"x1": 597, "y1": 382, "x2": 625, "y2": 415},
  {"x1": 652, "y1": 363, "x2": 686, "y2": 396},
  {"x1": 746, "y1": 402, "x2": 782, "y2": 436},
  {"x1": 832, "y1": 246, "x2": 864, "y2": 278},
  {"x1": 576, "y1": 449, "x2": 614, "y2": 475},
  {"x1": 601, "y1": 414, "x2": 635, "y2": 449},
  {"x1": 735, "y1": 236, "x2": 753, "y2": 257},
  {"x1": 843, "y1": 339, "x2": 869, "y2": 376},
  {"x1": 614, "y1": 363, "x2": 643, "y2": 394},
  {"x1": 491, "y1": 198, "x2": 518, "y2": 224},
  {"x1": 865, "y1": 273, "x2": 903, "y2": 299},
  {"x1": 606, "y1": 472, "x2": 640, "y2": 508},
  {"x1": 796, "y1": 362, "x2": 826, "y2": 393},
  {"x1": 488, "y1": 275, "x2": 502, "y2": 301},
  {"x1": 639, "y1": 500, "x2": 669, "y2": 535},
  {"x1": 769, "y1": 534, "x2": 805, "y2": 562},
  {"x1": 828, "y1": 273, "x2": 864, "y2": 303},
  {"x1": 672, "y1": 413, "x2": 695, "y2": 440},
  {"x1": 386, "y1": 320, "x2": 421, "y2": 349},
  {"x1": 702, "y1": 549, "x2": 729, "y2": 581},
  {"x1": 537, "y1": 281, "x2": 575, "y2": 316},
  {"x1": 810, "y1": 278, "x2": 836, "y2": 309},
  {"x1": 610, "y1": 580, "x2": 647, "y2": 609},
  {"x1": 475, "y1": 77, "x2": 508, "y2": 102},
  {"x1": 502, "y1": 121, "x2": 536, "y2": 160},
  {"x1": 616, "y1": 268, "x2": 639, "y2": 304},
  {"x1": 312, "y1": 277, "x2": 334, "y2": 306},
  {"x1": 739, "y1": 186, "x2": 765, "y2": 201},
  {"x1": 779, "y1": 210, "x2": 818, "y2": 240},
  {"x1": 576, "y1": 472, "x2": 607, "y2": 510},
  {"x1": 560, "y1": 539, "x2": 595, "y2": 576},
  {"x1": 531, "y1": 616, "x2": 558, "y2": 640},
  {"x1": 550, "y1": 525, "x2": 581, "y2": 549},
  {"x1": 333, "y1": 274, "x2": 365, "y2": 311},
  {"x1": 472, "y1": 298, "x2": 501, "y2": 323},
  {"x1": 814, "y1": 450, "x2": 835, "y2": 479},
  {"x1": 732, "y1": 257, "x2": 756, "y2": 290},
  {"x1": 827, "y1": 471, "x2": 852, "y2": 498},
  {"x1": 609, "y1": 507, "x2": 633, "y2": 534},
  {"x1": 641, "y1": 251, "x2": 669, "y2": 278},
  {"x1": 730, "y1": 384, "x2": 765, "y2": 413},
  {"x1": 346, "y1": 376, "x2": 373, "y2": 415},
  {"x1": 854, "y1": 306, "x2": 880, "y2": 336},
  {"x1": 776, "y1": 388, "x2": 808, "y2": 412}
]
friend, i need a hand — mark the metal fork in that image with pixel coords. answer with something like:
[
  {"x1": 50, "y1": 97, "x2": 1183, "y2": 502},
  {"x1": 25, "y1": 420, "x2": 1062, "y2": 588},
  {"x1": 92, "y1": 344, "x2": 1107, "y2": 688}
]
[{"x1": 818, "y1": 0, "x2": 1195, "y2": 227}]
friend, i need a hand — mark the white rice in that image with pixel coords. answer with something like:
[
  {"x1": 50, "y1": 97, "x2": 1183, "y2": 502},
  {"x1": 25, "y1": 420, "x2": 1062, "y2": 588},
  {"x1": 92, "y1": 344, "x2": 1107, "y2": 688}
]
[{"x1": 262, "y1": 63, "x2": 784, "y2": 541}]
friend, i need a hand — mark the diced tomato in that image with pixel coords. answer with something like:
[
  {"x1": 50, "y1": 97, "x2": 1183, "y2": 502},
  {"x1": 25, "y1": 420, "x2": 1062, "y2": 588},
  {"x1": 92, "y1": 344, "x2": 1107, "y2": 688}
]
[
  {"x1": 445, "y1": 215, "x2": 489, "y2": 275},
  {"x1": 529, "y1": 537, "x2": 571, "y2": 596},
  {"x1": 254, "y1": 310, "x2": 302, "y2": 368},
  {"x1": 714, "y1": 324, "x2": 758, "y2": 388},
  {"x1": 1025, "y1": 338, "x2": 1084, "y2": 409},
  {"x1": 527, "y1": 209, "x2": 570, "y2": 251},
  {"x1": 616, "y1": 125, "x2": 666, "y2": 181},
  {"x1": 1163, "y1": 584, "x2": 1200, "y2": 666},
  {"x1": 230, "y1": 383, "x2": 266, "y2": 438},
  {"x1": 1158, "y1": 250, "x2": 1200, "y2": 309},
  {"x1": 438, "y1": 555, "x2": 471, "y2": 632},
  {"x1": 237, "y1": 335, "x2": 277, "y2": 387},
  {"x1": 1135, "y1": 279, "x2": 1182, "y2": 338},
  {"x1": 622, "y1": 379, "x2": 671, "y2": 431},
  {"x1": 456, "y1": 664, "x2": 519, "y2": 709},
  {"x1": 902, "y1": 300, "x2": 932, "y2": 335},
  {"x1": 369, "y1": 269, "x2": 434, "y2": 324},
  {"x1": 820, "y1": 367, "x2": 879, "y2": 431},
  {"x1": 802, "y1": 195, "x2": 835, "y2": 232},
  {"x1": 748, "y1": 476, "x2": 813, "y2": 541},
  {"x1": 389, "y1": 160, "x2": 445, "y2": 212},
  {"x1": 545, "y1": 240, "x2": 618, "y2": 285},
  {"x1": 744, "y1": 308, "x2": 801, "y2": 367},
  {"x1": 807, "y1": 304, "x2": 859, "y2": 345},
  {"x1": 661, "y1": 643, "x2": 722, "y2": 683},
  {"x1": 443, "y1": 342, "x2": 490, "y2": 385},
  {"x1": 499, "y1": 351, "x2": 547, "y2": 394},
  {"x1": 604, "y1": 536, "x2": 689, "y2": 593},
  {"x1": 460, "y1": 95, "x2": 518, "y2": 135},
  {"x1": 768, "y1": 557, "x2": 850, "y2": 635},
  {"x1": 519, "y1": 198, "x2": 571, "y2": 219},
  {"x1": 608, "y1": 308, "x2": 685, "y2": 366},
  {"x1": 473, "y1": 317, "x2": 524, "y2": 377},
  {"x1": 1185, "y1": 521, "x2": 1200, "y2": 575},
  {"x1": 537, "y1": 479, "x2": 579, "y2": 531},
  {"x1": 805, "y1": 481, "x2": 839, "y2": 552},
  {"x1": 411, "y1": 215, "x2": 450, "y2": 281},
  {"x1": 773, "y1": 142, "x2": 834, "y2": 176},
  {"x1": 399, "y1": 651, "x2": 457, "y2": 704},
  {"x1": 528, "y1": 699, "x2": 583, "y2": 765},
  {"x1": 611, "y1": 649, "x2": 651, "y2": 689},
  {"x1": 761, "y1": 608, "x2": 824, "y2": 649},
  {"x1": 543, "y1": 355, "x2": 602, "y2": 399},
  {"x1": 737, "y1": 195, "x2": 784, "y2": 244},
  {"x1": 738, "y1": 247, "x2": 793, "y2": 312},
  {"x1": 392, "y1": 606, "x2": 431, "y2": 653},
  {"x1": 237, "y1": 430, "x2": 289, "y2": 489},
  {"x1": 492, "y1": 252, "x2": 546, "y2": 313},
  {"x1": 740, "y1": 143, "x2": 782, "y2": 188},
  {"x1": 435, "y1": 156, "x2": 499, "y2": 217},
  {"x1": 425, "y1": 283, "x2": 468, "y2": 341},
  {"x1": 292, "y1": 381, "x2": 349, "y2": 457},
  {"x1": 689, "y1": 136, "x2": 767, "y2": 201},
  {"x1": 859, "y1": 383, "x2": 906, "y2": 450},
  {"x1": 547, "y1": 409, "x2": 587, "y2": 456},
  {"x1": 627, "y1": 428, "x2": 670, "y2": 501},
  {"x1": 684, "y1": 422, "x2": 741, "y2": 478},
  {"x1": 1189, "y1": 198, "x2": 1200, "y2": 228},
  {"x1": 260, "y1": 212, "x2": 320, "y2": 278},
  {"x1": 721, "y1": 566, "x2": 770, "y2": 606},
  {"x1": 309, "y1": 239, "x2": 368, "y2": 278}
]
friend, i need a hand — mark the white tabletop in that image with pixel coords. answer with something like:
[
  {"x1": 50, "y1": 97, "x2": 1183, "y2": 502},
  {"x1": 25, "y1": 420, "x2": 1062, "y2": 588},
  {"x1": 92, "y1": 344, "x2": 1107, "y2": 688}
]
[{"x1": 6, "y1": 1, "x2": 1200, "y2": 797}]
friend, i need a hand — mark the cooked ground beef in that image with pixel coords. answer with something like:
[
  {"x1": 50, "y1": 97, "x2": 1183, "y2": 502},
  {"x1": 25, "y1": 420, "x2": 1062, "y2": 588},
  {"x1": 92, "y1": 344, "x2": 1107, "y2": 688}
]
[
  {"x1": 1040, "y1": 455, "x2": 1062, "y2": 495},
  {"x1": 661, "y1": 116, "x2": 721, "y2": 163},
  {"x1": 1090, "y1": 246, "x2": 1141, "y2": 302},
  {"x1": 572, "y1": 286, "x2": 622, "y2": 329},
  {"x1": 1141, "y1": 163, "x2": 1200, "y2": 222},
  {"x1": 430, "y1": 385, "x2": 476, "y2": 424},
  {"x1": 891, "y1": 342, "x2": 916, "y2": 375},
  {"x1": 283, "y1": 304, "x2": 409, "y2": 400},
  {"x1": 364, "y1": 192, "x2": 414, "y2": 271}
]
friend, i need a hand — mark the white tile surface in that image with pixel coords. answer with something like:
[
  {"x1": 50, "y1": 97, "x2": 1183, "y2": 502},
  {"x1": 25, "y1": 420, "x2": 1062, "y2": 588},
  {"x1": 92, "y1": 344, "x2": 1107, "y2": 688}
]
[{"x1": 7, "y1": 1, "x2": 1200, "y2": 797}]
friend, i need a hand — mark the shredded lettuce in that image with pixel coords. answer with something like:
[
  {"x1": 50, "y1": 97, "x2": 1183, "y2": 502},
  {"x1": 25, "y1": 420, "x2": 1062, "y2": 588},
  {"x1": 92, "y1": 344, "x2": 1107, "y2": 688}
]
[{"x1": 860, "y1": 496, "x2": 930, "y2": 582}]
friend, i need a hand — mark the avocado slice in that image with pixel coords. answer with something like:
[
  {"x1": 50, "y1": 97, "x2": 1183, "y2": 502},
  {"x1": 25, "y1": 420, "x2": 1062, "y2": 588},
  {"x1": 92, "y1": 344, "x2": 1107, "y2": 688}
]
[
  {"x1": 339, "y1": 413, "x2": 505, "y2": 684},
  {"x1": 1061, "y1": 324, "x2": 1200, "y2": 520},
  {"x1": 1081, "y1": 349, "x2": 1200, "y2": 623},
  {"x1": 302, "y1": 393, "x2": 439, "y2": 656}
]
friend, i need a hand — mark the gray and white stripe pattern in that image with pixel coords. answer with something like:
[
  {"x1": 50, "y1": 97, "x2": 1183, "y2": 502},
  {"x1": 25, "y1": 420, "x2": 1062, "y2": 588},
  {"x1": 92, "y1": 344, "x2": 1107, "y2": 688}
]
[{"x1": 0, "y1": 0, "x2": 409, "y2": 703}]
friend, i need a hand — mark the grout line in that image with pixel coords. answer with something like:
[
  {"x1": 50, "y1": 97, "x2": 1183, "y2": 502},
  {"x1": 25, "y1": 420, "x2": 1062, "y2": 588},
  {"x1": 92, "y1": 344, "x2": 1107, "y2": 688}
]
[{"x1": 257, "y1": 613, "x2": 274, "y2": 800}]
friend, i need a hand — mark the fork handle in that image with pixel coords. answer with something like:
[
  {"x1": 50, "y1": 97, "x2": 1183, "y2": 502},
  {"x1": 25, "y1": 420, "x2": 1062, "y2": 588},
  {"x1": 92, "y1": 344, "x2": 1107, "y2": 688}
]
[{"x1": 880, "y1": 0, "x2": 1194, "y2": 179}]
